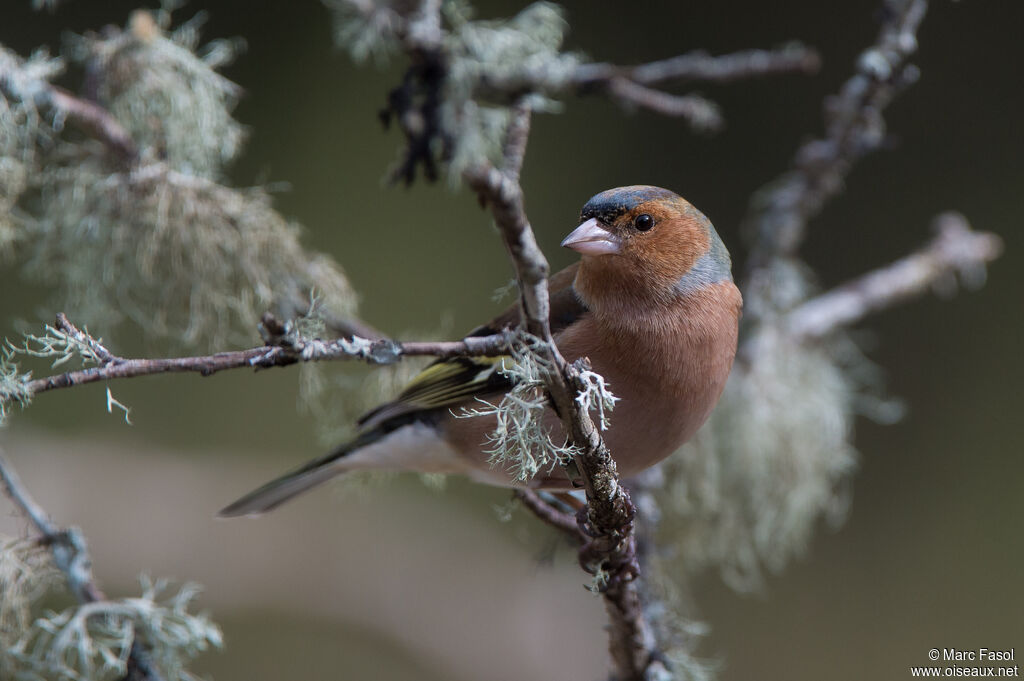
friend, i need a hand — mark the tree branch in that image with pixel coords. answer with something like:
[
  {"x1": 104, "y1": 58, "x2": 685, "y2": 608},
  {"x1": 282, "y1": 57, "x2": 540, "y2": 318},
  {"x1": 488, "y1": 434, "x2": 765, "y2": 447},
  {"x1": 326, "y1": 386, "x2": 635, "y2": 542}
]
[
  {"x1": 477, "y1": 44, "x2": 820, "y2": 111},
  {"x1": 463, "y1": 110, "x2": 660, "y2": 680},
  {"x1": 361, "y1": 0, "x2": 820, "y2": 180},
  {"x1": 513, "y1": 489, "x2": 581, "y2": 540},
  {"x1": 0, "y1": 451, "x2": 166, "y2": 681},
  {"x1": 0, "y1": 53, "x2": 139, "y2": 162},
  {"x1": 45, "y1": 85, "x2": 140, "y2": 162},
  {"x1": 605, "y1": 78, "x2": 723, "y2": 131},
  {"x1": 501, "y1": 99, "x2": 533, "y2": 182},
  {"x1": 341, "y1": 0, "x2": 820, "y2": 96},
  {"x1": 573, "y1": 44, "x2": 821, "y2": 88},
  {"x1": 744, "y1": 0, "x2": 928, "y2": 280},
  {"x1": 786, "y1": 213, "x2": 1003, "y2": 341},
  {"x1": 4, "y1": 46, "x2": 381, "y2": 345},
  {"x1": 15, "y1": 314, "x2": 515, "y2": 401},
  {"x1": 576, "y1": 44, "x2": 819, "y2": 130}
]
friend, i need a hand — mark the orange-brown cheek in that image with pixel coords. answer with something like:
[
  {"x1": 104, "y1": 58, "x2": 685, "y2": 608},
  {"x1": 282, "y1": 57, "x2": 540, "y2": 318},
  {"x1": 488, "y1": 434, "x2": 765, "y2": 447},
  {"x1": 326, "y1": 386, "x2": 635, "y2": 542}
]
[{"x1": 624, "y1": 216, "x2": 710, "y2": 289}]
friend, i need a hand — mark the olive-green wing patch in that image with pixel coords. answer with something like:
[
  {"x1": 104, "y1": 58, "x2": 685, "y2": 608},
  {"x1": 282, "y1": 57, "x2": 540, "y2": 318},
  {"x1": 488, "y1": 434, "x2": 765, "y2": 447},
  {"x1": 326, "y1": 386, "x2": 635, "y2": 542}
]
[
  {"x1": 397, "y1": 356, "x2": 510, "y2": 409},
  {"x1": 357, "y1": 356, "x2": 512, "y2": 430},
  {"x1": 356, "y1": 262, "x2": 588, "y2": 432}
]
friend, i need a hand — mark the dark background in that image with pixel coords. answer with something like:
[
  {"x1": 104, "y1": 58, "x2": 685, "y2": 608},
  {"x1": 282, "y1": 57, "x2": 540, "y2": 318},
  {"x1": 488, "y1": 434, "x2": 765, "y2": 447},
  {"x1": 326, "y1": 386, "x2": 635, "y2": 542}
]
[{"x1": 2, "y1": 1, "x2": 1021, "y2": 680}]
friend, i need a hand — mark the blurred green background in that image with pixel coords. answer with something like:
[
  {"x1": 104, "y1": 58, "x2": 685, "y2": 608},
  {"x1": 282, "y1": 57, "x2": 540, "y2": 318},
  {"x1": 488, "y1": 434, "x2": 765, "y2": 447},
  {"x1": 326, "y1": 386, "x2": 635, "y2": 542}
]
[{"x1": 2, "y1": 1, "x2": 1022, "y2": 680}]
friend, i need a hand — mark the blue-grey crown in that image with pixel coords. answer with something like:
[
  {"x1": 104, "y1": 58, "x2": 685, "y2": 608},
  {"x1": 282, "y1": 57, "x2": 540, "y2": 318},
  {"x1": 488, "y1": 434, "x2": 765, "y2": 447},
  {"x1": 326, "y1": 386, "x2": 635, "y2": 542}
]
[{"x1": 580, "y1": 185, "x2": 678, "y2": 225}]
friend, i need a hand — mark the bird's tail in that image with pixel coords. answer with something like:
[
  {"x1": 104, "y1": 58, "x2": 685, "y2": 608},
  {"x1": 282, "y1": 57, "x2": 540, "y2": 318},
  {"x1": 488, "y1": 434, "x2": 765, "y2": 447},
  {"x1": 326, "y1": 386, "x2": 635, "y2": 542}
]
[{"x1": 218, "y1": 430, "x2": 381, "y2": 518}]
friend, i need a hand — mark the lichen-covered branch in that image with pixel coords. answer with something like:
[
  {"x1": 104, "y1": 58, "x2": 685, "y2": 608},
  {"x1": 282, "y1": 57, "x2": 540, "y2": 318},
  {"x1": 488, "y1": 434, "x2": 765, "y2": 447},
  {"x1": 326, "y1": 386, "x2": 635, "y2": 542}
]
[
  {"x1": 463, "y1": 106, "x2": 660, "y2": 680},
  {"x1": 0, "y1": 47, "x2": 138, "y2": 163},
  {"x1": 0, "y1": 453, "x2": 166, "y2": 681},
  {"x1": 604, "y1": 78, "x2": 723, "y2": 131},
  {"x1": 2, "y1": 17, "x2": 369, "y2": 349},
  {"x1": 340, "y1": 0, "x2": 820, "y2": 182},
  {"x1": 574, "y1": 44, "x2": 821, "y2": 88},
  {"x1": 786, "y1": 213, "x2": 1003, "y2": 341},
  {"x1": 574, "y1": 44, "x2": 820, "y2": 130},
  {"x1": 8, "y1": 314, "x2": 513, "y2": 406},
  {"x1": 745, "y1": 0, "x2": 928, "y2": 278},
  {"x1": 513, "y1": 490, "x2": 581, "y2": 539},
  {"x1": 43, "y1": 85, "x2": 139, "y2": 162}
]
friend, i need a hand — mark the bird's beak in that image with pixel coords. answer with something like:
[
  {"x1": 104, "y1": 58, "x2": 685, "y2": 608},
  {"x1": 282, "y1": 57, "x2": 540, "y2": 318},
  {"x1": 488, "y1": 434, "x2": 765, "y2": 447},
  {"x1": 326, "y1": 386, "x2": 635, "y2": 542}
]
[{"x1": 561, "y1": 218, "x2": 622, "y2": 256}]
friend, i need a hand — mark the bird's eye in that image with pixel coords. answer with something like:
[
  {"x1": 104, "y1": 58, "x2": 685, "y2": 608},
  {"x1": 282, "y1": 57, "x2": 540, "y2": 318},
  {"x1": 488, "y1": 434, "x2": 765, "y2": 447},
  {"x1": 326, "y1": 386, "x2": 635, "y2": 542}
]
[{"x1": 634, "y1": 214, "x2": 654, "y2": 231}]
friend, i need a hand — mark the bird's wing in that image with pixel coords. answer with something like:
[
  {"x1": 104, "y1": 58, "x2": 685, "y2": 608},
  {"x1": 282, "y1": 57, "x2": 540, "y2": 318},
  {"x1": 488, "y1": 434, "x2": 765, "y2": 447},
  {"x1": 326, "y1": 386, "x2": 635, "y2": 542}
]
[
  {"x1": 470, "y1": 262, "x2": 584, "y2": 337},
  {"x1": 357, "y1": 262, "x2": 586, "y2": 431}
]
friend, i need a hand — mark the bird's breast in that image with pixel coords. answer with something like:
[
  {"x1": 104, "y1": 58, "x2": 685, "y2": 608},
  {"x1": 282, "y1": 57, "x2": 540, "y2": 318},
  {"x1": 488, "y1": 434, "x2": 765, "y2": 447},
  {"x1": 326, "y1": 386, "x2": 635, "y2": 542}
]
[
  {"x1": 442, "y1": 282, "x2": 741, "y2": 488},
  {"x1": 553, "y1": 282, "x2": 741, "y2": 479}
]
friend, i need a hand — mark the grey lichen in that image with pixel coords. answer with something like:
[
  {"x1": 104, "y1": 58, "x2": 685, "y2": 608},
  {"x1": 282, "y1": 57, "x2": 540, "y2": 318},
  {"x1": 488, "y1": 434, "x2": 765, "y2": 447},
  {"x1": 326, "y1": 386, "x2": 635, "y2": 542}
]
[
  {"x1": 573, "y1": 362, "x2": 618, "y2": 432},
  {"x1": 459, "y1": 334, "x2": 616, "y2": 482},
  {"x1": 287, "y1": 292, "x2": 429, "y2": 445},
  {"x1": 0, "y1": 348, "x2": 32, "y2": 427},
  {"x1": 0, "y1": 47, "x2": 63, "y2": 253},
  {"x1": 658, "y1": 325, "x2": 858, "y2": 591},
  {"x1": 442, "y1": 2, "x2": 579, "y2": 179},
  {"x1": 325, "y1": 0, "x2": 404, "y2": 64},
  {"x1": 0, "y1": 537, "x2": 61, "y2": 665},
  {"x1": 639, "y1": 562, "x2": 718, "y2": 681},
  {"x1": 14, "y1": 322, "x2": 110, "y2": 369},
  {"x1": 22, "y1": 161, "x2": 357, "y2": 349},
  {"x1": 3, "y1": 577, "x2": 221, "y2": 681},
  {"x1": 69, "y1": 9, "x2": 245, "y2": 179},
  {"x1": 445, "y1": 2, "x2": 579, "y2": 102},
  {"x1": 328, "y1": 1, "x2": 581, "y2": 182},
  {"x1": 1, "y1": 11, "x2": 360, "y2": 351},
  {"x1": 1, "y1": 322, "x2": 132, "y2": 426}
]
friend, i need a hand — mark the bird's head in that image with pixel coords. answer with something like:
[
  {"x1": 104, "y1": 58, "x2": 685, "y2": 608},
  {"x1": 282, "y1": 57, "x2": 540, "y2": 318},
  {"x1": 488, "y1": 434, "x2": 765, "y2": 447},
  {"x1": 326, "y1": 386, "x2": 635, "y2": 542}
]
[{"x1": 563, "y1": 185, "x2": 734, "y2": 307}]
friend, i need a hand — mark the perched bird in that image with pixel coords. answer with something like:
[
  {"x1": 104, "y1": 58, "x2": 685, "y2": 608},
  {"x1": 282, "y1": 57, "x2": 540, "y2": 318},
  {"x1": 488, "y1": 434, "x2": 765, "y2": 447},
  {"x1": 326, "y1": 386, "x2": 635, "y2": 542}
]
[{"x1": 220, "y1": 185, "x2": 742, "y2": 517}]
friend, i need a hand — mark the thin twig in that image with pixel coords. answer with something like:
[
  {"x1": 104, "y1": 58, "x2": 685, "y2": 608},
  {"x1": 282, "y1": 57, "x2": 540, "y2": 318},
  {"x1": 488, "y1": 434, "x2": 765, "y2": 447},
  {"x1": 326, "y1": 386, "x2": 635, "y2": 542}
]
[
  {"x1": 0, "y1": 452, "x2": 104, "y2": 605},
  {"x1": 744, "y1": 0, "x2": 929, "y2": 279},
  {"x1": 477, "y1": 44, "x2": 819, "y2": 109},
  {"x1": 53, "y1": 312, "x2": 115, "y2": 363},
  {"x1": 514, "y1": 489, "x2": 581, "y2": 539},
  {"x1": 0, "y1": 452, "x2": 58, "y2": 537},
  {"x1": 787, "y1": 213, "x2": 1003, "y2": 341},
  {"x1": 0, "y1": 58, "x2": 139, "y2": 162},
  {"x1": 18, "y1": 317, "x2": 514, "y2": 400},
  {"x1": 45, "y1": 85, "x2": 139, "y2": 161},
  {"x1": 573, "y1": 44, "x2": 821, "y2": 88},
  {"x1": 576, "y1": 45, "x2": 819, "y2": 130},
  {"x1": 0, "y1": 451, "x2": 166, "y2": 681},
  {"x1": 501, "y1": 100, "x2": 533, "y2": 182},
  {"x1": 606, "y1": 78, "x2": 722, "y2": 131}
]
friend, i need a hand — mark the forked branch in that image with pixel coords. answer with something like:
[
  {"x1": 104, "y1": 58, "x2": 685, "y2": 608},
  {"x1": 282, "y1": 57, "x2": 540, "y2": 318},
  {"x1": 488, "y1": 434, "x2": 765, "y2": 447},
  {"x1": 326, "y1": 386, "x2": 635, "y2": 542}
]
[{"x1": 0, "y1": 452, "x2": 166, "y2": 681}]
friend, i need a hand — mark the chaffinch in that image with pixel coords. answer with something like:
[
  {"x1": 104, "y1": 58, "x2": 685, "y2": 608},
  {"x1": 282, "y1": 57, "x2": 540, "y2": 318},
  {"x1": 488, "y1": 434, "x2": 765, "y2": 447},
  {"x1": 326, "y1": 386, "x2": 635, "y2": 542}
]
[{"x1": 220, "y1": 185, "x2": 742, "y2": 517}]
